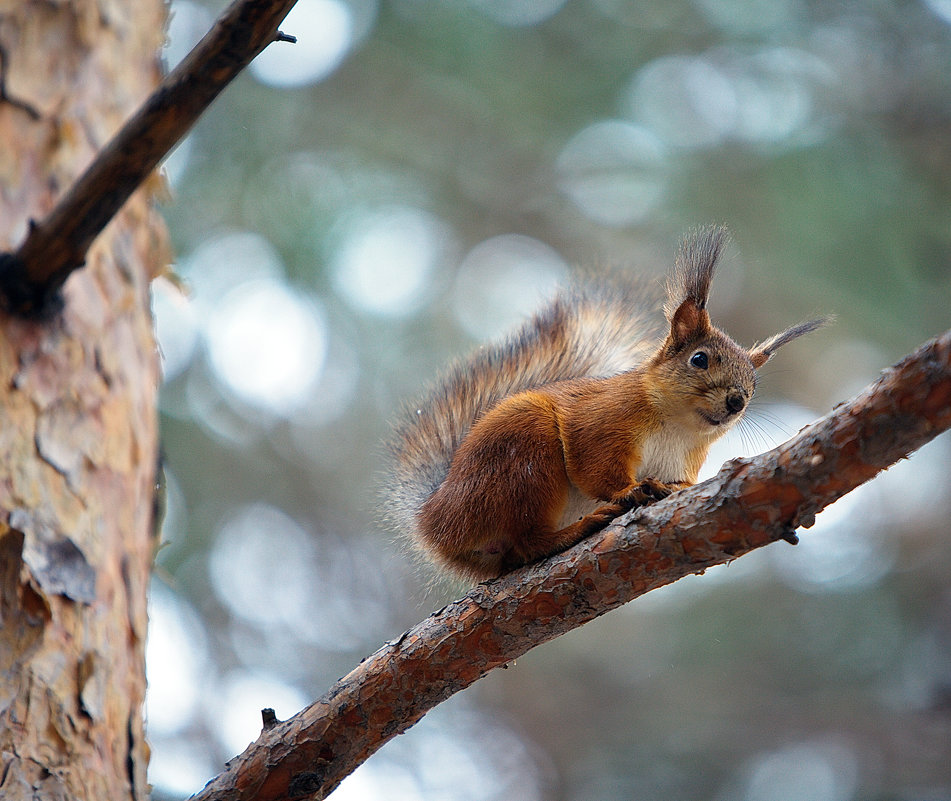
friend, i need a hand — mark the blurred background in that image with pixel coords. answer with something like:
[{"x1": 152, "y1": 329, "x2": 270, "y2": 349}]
[{"x1": 148, "y1": 0, "x2": 951, "y2": 798}]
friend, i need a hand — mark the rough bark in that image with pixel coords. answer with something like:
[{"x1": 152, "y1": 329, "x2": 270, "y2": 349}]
[
  {"x1": 190, "y1": 329, "x2": 951, "y2": 801},
  {"x1": 0, "y1": 2, "x2": 168, "y2": 799}
]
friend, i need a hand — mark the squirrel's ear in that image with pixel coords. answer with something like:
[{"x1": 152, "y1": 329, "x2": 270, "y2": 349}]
[
  {"x1": 669, "y1": 298, "x2": 711, "y2": 350},
  {"x1": 749, "y1": 316, "x2": 832, "y2": 368}
]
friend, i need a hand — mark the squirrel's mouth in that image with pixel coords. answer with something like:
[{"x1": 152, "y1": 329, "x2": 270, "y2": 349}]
[
  {"x1": 697, "y1": 408, "x2": 741, "y2": 427},
  {"x1": 698, "y1": 390, "x2": 748, "y2": 427}
]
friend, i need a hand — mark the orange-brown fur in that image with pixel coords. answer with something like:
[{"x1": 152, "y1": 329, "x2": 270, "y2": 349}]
[{"x1": 386, "y1": 227, "x2": 826, "y2": 581}]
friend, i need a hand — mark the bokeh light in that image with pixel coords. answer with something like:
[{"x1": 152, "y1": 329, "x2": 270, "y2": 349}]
[
  {"x1": 149, "y1": 737, "x2": 217, "y2": 798},
  {"x1": 205, "y1": 279, "x2": 328, "y2": 413},
  {"x1": 451, "y1": 235, "x2": 568, "y2": 340},
  {"x1": 330, "y1": 205, "x2": 452, "y2": 318},
  {"x1": 208, "y1": 503, "x2": 393, "y2": 652},
  {"x1": 923, "y1": 0, "x2": 951, "y2": 25},
  {"x1": 178, "y1": 230, "x2": 282, "y2": 300},
  {"x1": 250, "y1": 0, "x2": 354, "y2": 88},
  {"x1": 627, "y1": 54, "x2": 738, "y2": 150},
  {"x1": 163, "y1": 0, "x2": 213, "y2": 70},
  {"x1": 146, "y1": 582, "x2": 216, "y2": 797},
  {"x1": 335, "y1": 698, "x2": 550, "y2": 801},
  {"x1": 774, "y1": 484, "x2": 897, "y2": 593},
  {"x1": 624, "y1": 47, "x2": 835, "y2": 151},
  {"x1": 694, "y1": 0, "x2": 800, "y2": 37},
  {"x1": 733, "y1": 738, "x2": 859, "y2": 801},
  {"x1": 172, "y1": 231, "x2": 329, "y2": 416},
  {"x1": 146, "y1": 582, "x2": 210, "y2": 736},
  {"x1": 556, "y1": 120, "x2": 668, "y2": 227},
  {"x1": 209, "y1": 503, "x2": 317, "y2": 627}
]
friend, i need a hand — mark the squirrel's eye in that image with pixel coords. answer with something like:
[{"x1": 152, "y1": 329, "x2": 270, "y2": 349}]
[{"x1": 690, "y1": 351, "x2": 709, "y2": 369}]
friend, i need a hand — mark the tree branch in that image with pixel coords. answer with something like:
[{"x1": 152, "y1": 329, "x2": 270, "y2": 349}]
[
  {"x1": 191, "y1": 328, "x2": 951, "y2": 801},
  {"x1": 0, "y1": 0, "x2": 300, "y2": 317}
]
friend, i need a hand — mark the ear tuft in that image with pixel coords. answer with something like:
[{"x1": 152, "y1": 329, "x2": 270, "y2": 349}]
[
  {"x1": 750, "y1": 316, "x2": 833, "y2": 368},
  {"x1": 664, "y1": 226, "x2": 729, "y2": 322}
]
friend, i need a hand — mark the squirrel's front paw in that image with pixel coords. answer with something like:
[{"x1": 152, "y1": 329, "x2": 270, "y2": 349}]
[
  {"x1": 613, "y1": 484, "x2": 659, "y2": 510},
  {"x1": 635, "y1": 478, "x2": 674, "y2": 501},
  {"x1": 612, "y1": 479, "x2": 684, "y2": 510}
]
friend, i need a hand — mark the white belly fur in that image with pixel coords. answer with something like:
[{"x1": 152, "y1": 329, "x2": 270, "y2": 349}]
[
  {"x1": 635, "y1": 426, "x2": 697, "y2": 484},
  {"x1": 557, "y1": 484, "x2": 600, "y2": 530},
  {"x1": 555, "y1": 425, "x2": 703, "y2": 529}
]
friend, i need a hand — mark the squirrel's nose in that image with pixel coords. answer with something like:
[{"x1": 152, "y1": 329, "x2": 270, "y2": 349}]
[{"x1": 725, "y1": 391, "x2": 746, "y2": 415}]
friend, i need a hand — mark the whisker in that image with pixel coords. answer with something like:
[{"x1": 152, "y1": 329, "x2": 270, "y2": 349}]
[
  {"x1": 740, "y1": 407, "x2": 792, "y2": 452},
  {"x1": 736, "y1": 416, "x2": 768, "y2": 453}
]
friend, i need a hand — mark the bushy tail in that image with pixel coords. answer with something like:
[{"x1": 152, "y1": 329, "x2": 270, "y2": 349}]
[{"x1": 383, "y1": 275, "x2": 665, "y2": 541}]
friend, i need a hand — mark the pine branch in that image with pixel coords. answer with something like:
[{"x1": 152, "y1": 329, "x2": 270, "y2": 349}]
[
  {"x1": 0, "y1": 0, "x2": 300, "y2": 317},
  {"x1": 191, "y1": 328, "x2": 951, "y2": 801}
]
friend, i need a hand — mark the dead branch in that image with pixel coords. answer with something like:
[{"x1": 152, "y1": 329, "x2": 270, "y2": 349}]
[
  {"x1": 0, "y1": 0, "x2": 299, "y2": 317},
  {"x1": 190, "y1": 328, "x2": 951, "y2": 801}
]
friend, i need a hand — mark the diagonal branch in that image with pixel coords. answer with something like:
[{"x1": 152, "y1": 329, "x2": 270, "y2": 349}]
[
  {"x1": 191, "y1": 328, "x2": 951, "y2": 801},
  {"x1": 0, "y1": 0, "x2": 300, "y2": 317}
]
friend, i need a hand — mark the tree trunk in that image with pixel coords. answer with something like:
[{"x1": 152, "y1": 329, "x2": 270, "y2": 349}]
[{"x1": 0, "y1": 3, "x2": 167, "y2": 799}]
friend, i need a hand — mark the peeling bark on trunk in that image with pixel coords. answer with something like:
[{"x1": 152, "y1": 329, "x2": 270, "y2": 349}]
[{"x1": 0, "y1": 2, "x2": 167, "y2": 799}]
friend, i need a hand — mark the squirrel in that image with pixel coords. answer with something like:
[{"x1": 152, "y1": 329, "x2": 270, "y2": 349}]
[{"x1": 384, "y1": 227, "x2": 826, "y2": 582}]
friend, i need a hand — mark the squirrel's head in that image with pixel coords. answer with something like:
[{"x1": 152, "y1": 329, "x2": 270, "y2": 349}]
[{"x1": 650, "y1": 226, "x2": 828, "y2": 434}]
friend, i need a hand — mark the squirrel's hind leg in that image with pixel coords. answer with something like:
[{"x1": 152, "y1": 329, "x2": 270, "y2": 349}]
[
  {"x1": 440, "y1": 540, "x2": 515, "y2": 582},
  {"x1": 440, "y1": 480, "x2": 685, "y2": 578},
  {"x1": 534, "y1": 478, "x2": 684, "y2": 557}
]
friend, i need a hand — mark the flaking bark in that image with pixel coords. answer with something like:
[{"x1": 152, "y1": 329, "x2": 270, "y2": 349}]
[
  {"x1": 0, "y1": 3, "x2": 168, "y2": 798},
  {"x1": 191, "y1": 329, "x2": 951, "y2": 801}
]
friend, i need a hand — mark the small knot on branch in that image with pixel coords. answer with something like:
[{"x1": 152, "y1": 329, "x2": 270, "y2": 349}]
[
  {"x1": 0, "y1": 252, "x2": 66, "y2": 319},
  {"x1": 275, "y1": 30, "x2": 297, "y2": 44},
  {"x1": 261, "y1": 708, "x2": 279, "y2": 730}
]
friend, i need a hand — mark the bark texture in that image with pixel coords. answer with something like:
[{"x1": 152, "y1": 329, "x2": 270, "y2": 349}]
[
  {"x1": 191, "y1": 328, "x2": 951, "y2": 801},
  {"x1": 0, "y1": 2, "x2": 167, "y2": 799}
]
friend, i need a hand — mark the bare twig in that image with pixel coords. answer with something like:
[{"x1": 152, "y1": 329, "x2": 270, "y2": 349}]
[
  {"x1": 190, "y1": 329, "x2": 951, "y2": 801},
  {"x1": 0, "y1": 0, "x2": 300, "y2": 317}
]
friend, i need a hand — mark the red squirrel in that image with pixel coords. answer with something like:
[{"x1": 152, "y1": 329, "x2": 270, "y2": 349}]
[{"x1": 385, "y1": 227, "x2": 826, "y2": 581}]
